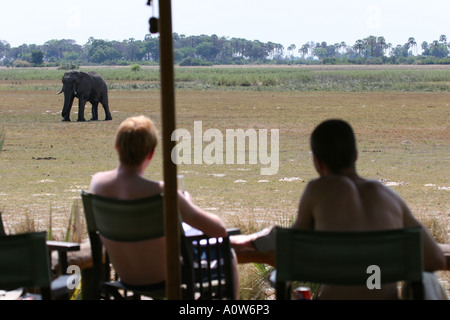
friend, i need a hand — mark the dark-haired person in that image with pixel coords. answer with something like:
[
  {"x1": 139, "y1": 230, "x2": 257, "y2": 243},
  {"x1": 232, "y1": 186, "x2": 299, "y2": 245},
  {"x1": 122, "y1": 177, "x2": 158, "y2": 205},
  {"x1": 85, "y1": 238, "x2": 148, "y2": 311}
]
[{"x1": 232, "y1": 119, "x2": 445, "y2": 299}]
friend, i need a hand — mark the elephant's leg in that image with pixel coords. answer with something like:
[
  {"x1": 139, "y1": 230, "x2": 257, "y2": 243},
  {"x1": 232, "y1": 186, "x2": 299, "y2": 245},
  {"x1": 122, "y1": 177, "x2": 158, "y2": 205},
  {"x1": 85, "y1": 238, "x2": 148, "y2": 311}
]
[
  {"x1": 77, "y1": 98, "x2": 87, "y2": 121},
  {"x1": 101, "y1": 98, "x2": 113, "y2": 121},
  {"x1": 62, "y1": 95, "x2": 75, "y2": 121},
  {"x1": 90, "y1": 102, "x2": 99, "y2": 121}
]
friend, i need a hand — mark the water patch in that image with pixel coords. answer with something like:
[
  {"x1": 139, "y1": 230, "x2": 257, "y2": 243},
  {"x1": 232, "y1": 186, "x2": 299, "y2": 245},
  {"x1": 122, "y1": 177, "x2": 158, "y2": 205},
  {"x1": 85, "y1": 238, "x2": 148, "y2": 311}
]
[
  {"x1": 279, "y1": 177, "x2": 303, "y2": 182},
  {"x1": 380, "y1": 178, "x2": 408, "y2": 186},
  {"x1": 208, "y1": 173, "x2": 226, "y2": 177}
]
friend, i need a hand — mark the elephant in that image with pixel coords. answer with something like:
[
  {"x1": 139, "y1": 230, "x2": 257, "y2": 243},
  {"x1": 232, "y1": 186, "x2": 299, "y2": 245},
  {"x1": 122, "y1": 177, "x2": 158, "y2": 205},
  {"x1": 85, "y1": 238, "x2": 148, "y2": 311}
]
[{"x1": 57, "y1": 71, "x2": 112, "y2": 121}]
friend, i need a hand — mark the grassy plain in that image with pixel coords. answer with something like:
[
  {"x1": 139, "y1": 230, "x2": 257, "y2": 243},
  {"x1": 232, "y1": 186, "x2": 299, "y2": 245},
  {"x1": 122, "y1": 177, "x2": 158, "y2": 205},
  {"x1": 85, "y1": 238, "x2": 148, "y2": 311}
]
[{"x1": 0, "y1": 65, "x2": 448, "y2": 298}]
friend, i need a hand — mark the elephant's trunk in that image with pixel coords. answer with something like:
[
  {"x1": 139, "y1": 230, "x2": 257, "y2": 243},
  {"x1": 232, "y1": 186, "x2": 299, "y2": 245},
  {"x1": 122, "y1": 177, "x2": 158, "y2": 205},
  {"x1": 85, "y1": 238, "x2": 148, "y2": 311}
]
[{"x1": 61, "y1": 87, "x2": 75, "y2": 121}]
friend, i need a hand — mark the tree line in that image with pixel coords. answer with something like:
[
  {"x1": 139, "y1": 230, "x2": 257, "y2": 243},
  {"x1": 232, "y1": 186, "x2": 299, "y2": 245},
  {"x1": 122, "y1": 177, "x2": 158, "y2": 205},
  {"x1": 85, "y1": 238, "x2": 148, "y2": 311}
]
[{"x1": 0, "y1": 33, "x2": 449, "y2": 68}]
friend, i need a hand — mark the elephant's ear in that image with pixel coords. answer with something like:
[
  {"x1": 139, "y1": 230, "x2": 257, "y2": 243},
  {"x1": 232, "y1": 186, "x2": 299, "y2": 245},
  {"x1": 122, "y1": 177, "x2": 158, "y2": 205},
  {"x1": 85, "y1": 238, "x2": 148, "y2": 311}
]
[
  {"x1": 74, "y1": 71, "x2": 88, "y2": 93},
  {"x1": 73, "y1": 75, "x2": 80, "y2": 94},
  {"x1": 79, "y1": 71, "x2": 95, "y2": 84}
]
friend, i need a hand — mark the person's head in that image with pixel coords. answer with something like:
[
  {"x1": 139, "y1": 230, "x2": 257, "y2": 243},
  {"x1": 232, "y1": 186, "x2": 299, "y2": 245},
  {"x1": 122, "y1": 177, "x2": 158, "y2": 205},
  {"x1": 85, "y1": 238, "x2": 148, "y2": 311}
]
[
  {"x1": 115, "y1": 115, "x2": 158, "y2": 167},
  {"x1": 310, "y1": 119, "x2": 357, "y2": 174}
]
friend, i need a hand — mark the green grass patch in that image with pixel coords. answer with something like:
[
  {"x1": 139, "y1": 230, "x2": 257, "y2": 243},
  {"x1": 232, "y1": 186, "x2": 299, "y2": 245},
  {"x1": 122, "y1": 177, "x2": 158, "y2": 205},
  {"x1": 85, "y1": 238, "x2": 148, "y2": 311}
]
[{"x1": 1, "y1": 65, "x2": 449, "y2": 92}]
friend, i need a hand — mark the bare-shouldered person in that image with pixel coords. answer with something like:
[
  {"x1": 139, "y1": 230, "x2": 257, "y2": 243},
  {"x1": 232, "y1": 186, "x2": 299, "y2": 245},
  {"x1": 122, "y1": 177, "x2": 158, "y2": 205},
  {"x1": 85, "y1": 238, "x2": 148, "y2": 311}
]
[
  {"x1": 291, "y1": 119, "x2": 445, "y2": 299},
  {"x1": 89, "y1": 116, "x2": 234, "y2": 291}
]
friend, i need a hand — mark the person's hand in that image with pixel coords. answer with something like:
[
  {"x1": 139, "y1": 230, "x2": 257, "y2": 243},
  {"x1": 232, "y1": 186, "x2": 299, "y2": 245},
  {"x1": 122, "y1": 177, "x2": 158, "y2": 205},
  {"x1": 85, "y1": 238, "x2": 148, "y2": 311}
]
[{"x1": 181, "y1": 190, "x2": 192, "y2": 202}]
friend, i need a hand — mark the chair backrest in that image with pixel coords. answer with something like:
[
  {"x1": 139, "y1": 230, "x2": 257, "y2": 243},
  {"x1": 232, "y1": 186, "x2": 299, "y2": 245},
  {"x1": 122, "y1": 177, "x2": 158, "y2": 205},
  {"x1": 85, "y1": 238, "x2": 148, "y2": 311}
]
[
  {"x1": 90, "y1": 192, "x2": 167, "y2": 287},
  {"x1": 275, "y1": 226, "x2": 424, "y2": 299},
  {"x1": 90, "y1": 193, "x2": 164, "y2": 242},
  {"x1": 0, "y1": 231, "x2": 52, "y2": 299}
]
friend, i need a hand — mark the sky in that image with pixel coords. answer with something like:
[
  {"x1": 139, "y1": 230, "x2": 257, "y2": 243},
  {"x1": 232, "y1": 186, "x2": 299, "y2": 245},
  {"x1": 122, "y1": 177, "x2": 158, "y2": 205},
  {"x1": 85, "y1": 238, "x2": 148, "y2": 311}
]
[{"x1": 1, "y1": 0, "x2": 449, "y2": 51}]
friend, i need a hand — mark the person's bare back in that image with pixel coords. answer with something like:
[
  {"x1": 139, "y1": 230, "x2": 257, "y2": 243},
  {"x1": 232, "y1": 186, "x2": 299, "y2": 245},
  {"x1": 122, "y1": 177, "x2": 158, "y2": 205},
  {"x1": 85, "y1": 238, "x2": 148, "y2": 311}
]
[{"x1": 293, "y1": 174, "x2": 405, "y2": 232}]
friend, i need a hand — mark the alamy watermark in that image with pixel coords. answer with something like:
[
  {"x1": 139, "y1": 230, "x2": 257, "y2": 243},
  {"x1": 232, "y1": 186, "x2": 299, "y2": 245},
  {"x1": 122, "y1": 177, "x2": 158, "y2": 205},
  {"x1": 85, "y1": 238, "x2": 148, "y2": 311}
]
[
  {"x1": 171, "y1": 121, "x2": 279, "y2": 175},
  {"x1": 66, "y1": 265, "x2": 81, "y2": 290},
  {"x1": 366, "y1": 264, "x2": 381, "y2": 290}
]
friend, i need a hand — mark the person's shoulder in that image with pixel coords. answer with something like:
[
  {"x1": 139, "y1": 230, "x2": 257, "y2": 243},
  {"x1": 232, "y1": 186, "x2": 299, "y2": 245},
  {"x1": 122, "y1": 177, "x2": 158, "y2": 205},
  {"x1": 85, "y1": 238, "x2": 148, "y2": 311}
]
[
  {"x1": 309, "y1": 175, "x2": 354, "y2": 189},
  {"x1": 362, "y1": 178, "x2": 400, "y2": 194},
  {"x1": 91, "y1": 169, "x2": 116, "y2": 182},
  {"x1": 359, "y1": 178, "x2": 385, "y2": 189},
  {"x1": 89, "y1": 169, "x2": 116, "y2": 190},
  {"x1": 359, "y1": 178, "x2": 408, "y2": 206}
]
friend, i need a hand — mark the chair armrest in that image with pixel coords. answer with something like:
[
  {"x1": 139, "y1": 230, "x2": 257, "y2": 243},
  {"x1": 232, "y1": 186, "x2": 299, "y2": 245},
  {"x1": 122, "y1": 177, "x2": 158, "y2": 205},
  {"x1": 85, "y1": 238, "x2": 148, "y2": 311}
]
[
  {"x1": 47, "y1": 241, "x2": 80, "y2": 274},
  {"x1": 226, "y1": 228, "x2": 241, "y2": 236},
  {"x1": 47, "y1": 241, "x2": 81, "y2": 252},
  {"x1": 185, "y1": 228, "x2": 241, "y2": 240}
]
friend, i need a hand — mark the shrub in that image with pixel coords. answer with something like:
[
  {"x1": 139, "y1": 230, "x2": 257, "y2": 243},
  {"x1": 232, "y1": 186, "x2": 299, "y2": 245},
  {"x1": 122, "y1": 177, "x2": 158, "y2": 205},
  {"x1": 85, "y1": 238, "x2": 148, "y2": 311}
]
[
  {"x1": 58, "y1": 63, "x2": 79, "y2": 70},
  {"x1": 12, "y1": 59, "x2": 31, "y2": 67},
  {"x1": 179, "y1": 57, "x2": 213, "y2": 66},
  {"x1": 131, "y1": 64, "x2": 141, "y2": 72}
]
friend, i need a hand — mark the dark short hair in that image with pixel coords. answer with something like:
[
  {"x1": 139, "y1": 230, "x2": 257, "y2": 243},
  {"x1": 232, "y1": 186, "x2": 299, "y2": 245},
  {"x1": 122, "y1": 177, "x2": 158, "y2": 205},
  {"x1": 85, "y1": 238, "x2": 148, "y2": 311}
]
[{"x1": 310, "y1": 119, "x2": 357, "y2": 173}]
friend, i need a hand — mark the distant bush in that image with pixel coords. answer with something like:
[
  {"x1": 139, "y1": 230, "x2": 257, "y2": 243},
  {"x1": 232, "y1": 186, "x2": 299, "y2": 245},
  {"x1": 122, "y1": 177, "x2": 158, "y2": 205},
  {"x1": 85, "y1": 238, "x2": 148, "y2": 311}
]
[
  {"x1": 12, "y1": 60, "x2": 31, "y2": 67},
  {"x1": 58, "y1": 63, "x2": 79, "y2": 70},
  {"x1": 131, "y1": 64, "x2": 141, "y2": 72},
  {"x1": 179, "y1": 57, "x2": 213, "y2": 66}
]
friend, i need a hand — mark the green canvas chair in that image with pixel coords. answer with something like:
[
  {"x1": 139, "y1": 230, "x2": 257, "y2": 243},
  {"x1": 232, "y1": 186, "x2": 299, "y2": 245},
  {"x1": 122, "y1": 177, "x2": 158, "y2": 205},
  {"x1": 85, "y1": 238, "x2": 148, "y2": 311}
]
[
  {"x1": 0, "y1": 231, "x2": 78, "y2": 300},
  {"x1": 275, "y1": 226, "x2": 424, "y2": 300},
  {"x1": 0, "y1": 214, "x2": 80, "y2": 300}
]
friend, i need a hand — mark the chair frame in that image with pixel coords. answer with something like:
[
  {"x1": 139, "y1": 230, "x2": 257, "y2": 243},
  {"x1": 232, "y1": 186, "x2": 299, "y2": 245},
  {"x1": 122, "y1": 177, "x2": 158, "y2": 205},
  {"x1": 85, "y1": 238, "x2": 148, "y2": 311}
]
[
  {"x1": 275, "y1": 226, "x2": 424, "y2": 300},
  {"x1": 186, "y1": 228, "x2": 240, "y2": 300}
]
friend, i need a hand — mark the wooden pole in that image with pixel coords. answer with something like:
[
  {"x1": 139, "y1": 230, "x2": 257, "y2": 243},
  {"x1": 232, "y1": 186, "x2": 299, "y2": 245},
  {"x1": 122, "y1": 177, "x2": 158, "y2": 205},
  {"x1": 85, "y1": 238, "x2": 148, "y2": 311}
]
[{"x1": 158, "y1": 0, "x2": 181, "y2": 300}]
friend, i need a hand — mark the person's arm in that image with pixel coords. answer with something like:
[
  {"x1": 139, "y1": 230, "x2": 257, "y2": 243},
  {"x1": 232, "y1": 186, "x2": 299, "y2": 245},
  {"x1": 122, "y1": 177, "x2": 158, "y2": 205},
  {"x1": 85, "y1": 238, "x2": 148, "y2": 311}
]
[
  {"x1": 178, "y1": 191, "x2": 227, "y2": 238},
  {"x1": 401, "y1": 200, "x2": 446, "y2": 271}
]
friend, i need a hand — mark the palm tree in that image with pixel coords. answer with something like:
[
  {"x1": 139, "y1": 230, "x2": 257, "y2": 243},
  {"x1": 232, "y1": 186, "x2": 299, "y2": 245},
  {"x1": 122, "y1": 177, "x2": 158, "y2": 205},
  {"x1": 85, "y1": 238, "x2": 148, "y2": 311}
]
[
  {"x1": 353, "y1": 39, "x2": 364, "y2": 57},
  {"x1": 376, "y1": 36, "x2": 387, "y2": 57},
  {"x1": 299, "y1": 43, "x2": 310, "y2": 59},
  {"x1": 339, "y1": 41, "x2": 347, "y2": 55},
  {"x1": 408, "y1": 37, "x2": 417, "y2": 55},
  {"x1": 365, "y1": 36, "x2": 377, "y2": 57},
  {"x1": 287, "y1": 44, "x2": 296, "y2": 58}
]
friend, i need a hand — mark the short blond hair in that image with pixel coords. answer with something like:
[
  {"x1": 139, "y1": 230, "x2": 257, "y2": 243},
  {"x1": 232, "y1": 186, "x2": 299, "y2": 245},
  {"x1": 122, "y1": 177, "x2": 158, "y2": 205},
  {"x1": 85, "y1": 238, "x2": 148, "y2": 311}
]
[{"x1": 115, "y1": 115, "x2": 158, "y2": 166}]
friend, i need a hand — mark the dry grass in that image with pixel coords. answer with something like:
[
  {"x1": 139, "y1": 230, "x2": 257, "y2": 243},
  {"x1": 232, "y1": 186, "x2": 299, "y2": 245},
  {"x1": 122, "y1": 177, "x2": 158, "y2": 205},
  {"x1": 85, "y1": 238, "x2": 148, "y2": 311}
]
[{"x1": 0, "y1": 74, "x2": 448, "y2": 297}]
